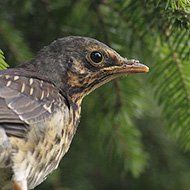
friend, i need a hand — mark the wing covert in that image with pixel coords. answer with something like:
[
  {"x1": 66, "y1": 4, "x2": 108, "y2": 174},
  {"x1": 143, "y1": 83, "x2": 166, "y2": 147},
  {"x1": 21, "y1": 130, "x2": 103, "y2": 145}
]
[{"x1": 0, "y1": 69, "x2": 67, "y2": 138}]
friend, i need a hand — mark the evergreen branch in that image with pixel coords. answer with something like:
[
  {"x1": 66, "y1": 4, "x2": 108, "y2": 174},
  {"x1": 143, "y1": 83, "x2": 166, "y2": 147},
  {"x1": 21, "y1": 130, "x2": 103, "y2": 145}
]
[
  {"x1": 0, "y1": 49, "x2": 9, "y2": 70},
  {"x1": 83, "y1": 77, "x2": 148, "y2": 178},
  {"x1": 150, "y1": 35, "x2": 190, "y2": 150},
  {"x1": 166, "y1": 0, "x2": 190, "y2": 12},
  {"x1": 113, "y1": 109, "x2": 149, "y2": 177}
]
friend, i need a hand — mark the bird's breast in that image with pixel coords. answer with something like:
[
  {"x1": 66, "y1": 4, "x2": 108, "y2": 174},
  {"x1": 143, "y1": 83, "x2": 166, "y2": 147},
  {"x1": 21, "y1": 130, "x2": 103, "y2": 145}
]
[{"x1": 10, "y1": 102, "x2": 81, "y2": 189}]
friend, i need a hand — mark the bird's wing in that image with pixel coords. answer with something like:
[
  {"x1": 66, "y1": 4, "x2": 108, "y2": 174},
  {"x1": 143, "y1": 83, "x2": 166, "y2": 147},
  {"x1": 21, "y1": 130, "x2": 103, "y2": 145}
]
[{"x1": 0, "y1": 69, "x2": 67, "y2": 138}]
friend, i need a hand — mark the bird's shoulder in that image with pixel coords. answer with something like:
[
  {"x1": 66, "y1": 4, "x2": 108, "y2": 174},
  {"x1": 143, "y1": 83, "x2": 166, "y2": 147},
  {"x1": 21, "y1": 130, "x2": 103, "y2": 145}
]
[
  {"x1": 0, "y1": 68, "x2": 70, "y2": 138},
  {"x1": 0, "y1": 68, "x2": 63, "y2": 103}
]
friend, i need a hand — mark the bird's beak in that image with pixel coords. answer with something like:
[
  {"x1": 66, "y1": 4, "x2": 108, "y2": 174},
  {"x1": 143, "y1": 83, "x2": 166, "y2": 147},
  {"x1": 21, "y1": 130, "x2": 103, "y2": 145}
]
[{"x1": 102, "y1": 59, "x2": 149, "y2": 74}]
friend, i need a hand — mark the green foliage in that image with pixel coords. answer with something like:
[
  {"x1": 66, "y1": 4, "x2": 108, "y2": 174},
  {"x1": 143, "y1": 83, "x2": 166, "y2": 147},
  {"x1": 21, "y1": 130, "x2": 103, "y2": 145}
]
[
  {"x1": 0, "y1": 19, "x2": 33, "y2": 64},
  {"x1": 0, "y1": 49, "x2": 9, "y2": 70},
  {"x1": 1, "y1": 0, "x2": 190, "y2": 189},
  {"x1": 150, "y1": 35, "x2": 190, "y2": 150},
  {"x1": 166, "y1": 0, "x2": 190, "y2": 11},
  {"x1": 82, "y1": 79, "x2": 149, "y2": 178}
]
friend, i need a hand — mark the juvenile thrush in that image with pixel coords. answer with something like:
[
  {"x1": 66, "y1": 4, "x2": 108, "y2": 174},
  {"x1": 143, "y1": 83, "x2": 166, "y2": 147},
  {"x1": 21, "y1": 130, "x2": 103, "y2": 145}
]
[{"x1": 0, "y1": 36, "x2": 149, "y2": 190}]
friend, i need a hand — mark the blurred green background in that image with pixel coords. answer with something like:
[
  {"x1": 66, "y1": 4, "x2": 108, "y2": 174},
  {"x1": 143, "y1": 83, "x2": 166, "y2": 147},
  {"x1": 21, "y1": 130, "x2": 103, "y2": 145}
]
[{"x1": 0, "y1": 0, "x2": 190, "y2": 189}]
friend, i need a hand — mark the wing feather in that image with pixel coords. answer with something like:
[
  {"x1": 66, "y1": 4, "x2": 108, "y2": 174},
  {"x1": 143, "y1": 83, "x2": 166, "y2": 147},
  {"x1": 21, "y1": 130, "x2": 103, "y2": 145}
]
[{"x1": 0, "y1": 69, "x2": 67, "y2": 138}]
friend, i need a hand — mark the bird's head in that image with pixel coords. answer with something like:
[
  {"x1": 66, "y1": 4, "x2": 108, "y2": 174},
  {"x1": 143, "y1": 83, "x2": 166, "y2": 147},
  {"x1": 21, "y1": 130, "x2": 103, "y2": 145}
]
[{"x1": 23, "y1": 36, "x2": 149, "y2": 104}]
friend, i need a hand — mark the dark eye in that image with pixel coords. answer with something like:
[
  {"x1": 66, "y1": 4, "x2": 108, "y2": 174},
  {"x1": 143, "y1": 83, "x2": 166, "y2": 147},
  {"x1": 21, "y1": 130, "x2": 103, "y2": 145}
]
[{"x1": 90, "y1": 51, "x2": 103, "y2": 63}]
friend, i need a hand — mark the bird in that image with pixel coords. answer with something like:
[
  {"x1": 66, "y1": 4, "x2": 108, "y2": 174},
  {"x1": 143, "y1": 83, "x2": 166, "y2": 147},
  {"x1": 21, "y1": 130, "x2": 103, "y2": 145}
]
[{"x1": 0, "y1": 36, "x2": 149, "y2": 190}]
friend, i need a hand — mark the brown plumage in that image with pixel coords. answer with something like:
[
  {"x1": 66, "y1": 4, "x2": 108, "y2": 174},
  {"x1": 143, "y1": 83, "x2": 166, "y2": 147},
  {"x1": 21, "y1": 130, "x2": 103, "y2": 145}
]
[{"x1": 0, "y1": 36, "x2": 149, "y2": 190}]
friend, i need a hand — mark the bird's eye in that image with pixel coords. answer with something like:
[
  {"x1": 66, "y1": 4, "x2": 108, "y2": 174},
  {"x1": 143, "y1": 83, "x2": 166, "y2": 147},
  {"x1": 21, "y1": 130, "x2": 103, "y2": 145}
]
[{"x1": 89, "y1": 51, "x2": 103, "y2": 64}]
